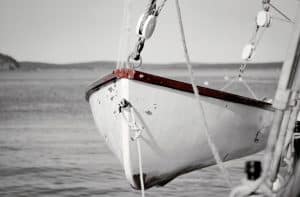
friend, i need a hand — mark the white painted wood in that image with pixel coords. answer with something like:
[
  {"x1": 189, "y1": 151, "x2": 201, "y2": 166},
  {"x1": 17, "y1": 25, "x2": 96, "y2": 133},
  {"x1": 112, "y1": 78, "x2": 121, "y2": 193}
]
[{"x1": 89, "y1": 78, "x2": 273, "y2": 188}]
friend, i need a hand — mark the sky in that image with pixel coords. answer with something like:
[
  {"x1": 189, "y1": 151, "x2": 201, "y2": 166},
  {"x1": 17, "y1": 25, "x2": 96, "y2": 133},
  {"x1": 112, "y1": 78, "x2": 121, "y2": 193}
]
[{"x1": 0, "y1": 0, "x2": 298, "y2": 64}]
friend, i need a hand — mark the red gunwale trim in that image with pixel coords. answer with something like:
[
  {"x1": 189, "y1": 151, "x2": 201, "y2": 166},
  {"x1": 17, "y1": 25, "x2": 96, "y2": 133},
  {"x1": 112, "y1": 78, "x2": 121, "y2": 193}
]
[{"x1": 85, "y1": 68, "x2": 273, "y2": 111}]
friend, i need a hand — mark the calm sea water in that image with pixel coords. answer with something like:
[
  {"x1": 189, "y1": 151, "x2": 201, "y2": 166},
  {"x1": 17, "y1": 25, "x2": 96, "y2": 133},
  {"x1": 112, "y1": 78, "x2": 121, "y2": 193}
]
[{"x1": 0, "y1": 69, "x2": 278, "y2": 197}]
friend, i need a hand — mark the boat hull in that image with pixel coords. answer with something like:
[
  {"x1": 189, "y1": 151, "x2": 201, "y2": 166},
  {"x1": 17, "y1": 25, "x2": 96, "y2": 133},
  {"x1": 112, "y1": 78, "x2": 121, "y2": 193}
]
[{"x1": 88, "y1": 70, "x2": 273, "y2": 189}]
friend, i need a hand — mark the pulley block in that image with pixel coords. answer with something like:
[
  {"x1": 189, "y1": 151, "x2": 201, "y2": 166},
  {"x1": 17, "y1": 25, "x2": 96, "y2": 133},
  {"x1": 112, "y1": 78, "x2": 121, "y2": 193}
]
[{"x1": 136, "y1": 14, "x2": 157, "y2": 39}]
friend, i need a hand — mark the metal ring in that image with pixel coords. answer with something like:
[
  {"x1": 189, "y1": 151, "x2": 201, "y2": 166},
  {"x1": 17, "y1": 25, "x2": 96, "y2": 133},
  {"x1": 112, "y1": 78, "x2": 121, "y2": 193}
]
[{"x1": 127, "y1": 54, "x2": 142, "y2": 69}]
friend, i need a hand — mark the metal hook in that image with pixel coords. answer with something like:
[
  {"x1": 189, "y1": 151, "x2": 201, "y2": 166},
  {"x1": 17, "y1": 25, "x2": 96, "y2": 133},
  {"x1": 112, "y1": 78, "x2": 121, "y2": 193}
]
[{"x1": 127, "y1": 54, "x2": 142, "y2": 69}]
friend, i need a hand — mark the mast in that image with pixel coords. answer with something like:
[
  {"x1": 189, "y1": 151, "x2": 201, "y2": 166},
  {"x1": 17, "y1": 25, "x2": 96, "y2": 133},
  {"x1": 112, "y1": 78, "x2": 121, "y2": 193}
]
[
  {"x1": 263, "y1": 1, "x2": 300, "y2": 191},
  {"x1": 276, "y1": 8, "x2": 300, "y2": 92}
]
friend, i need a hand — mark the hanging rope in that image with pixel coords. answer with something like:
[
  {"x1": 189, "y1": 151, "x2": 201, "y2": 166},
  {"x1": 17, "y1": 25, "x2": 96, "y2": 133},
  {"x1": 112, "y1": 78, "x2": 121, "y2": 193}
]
[
  {"x1": 136, "y1": 138, "x2": 145, "y2": 197},
  {"x1": 268, "y1": 2, "x2": 295, "y2": 24},
  {"x1": 221, "y1": 77, "x2": 236, "y2": 91},
  {"x1": 240, "y1": 79, "x2": 259, "y2": 100},
  {"x1": 120, "y1": 104, "x2": 146, "y2": 197},
  {"x1": 130, "y1": 106, "x2": 146, "y2": 197},
  {"x1": 221, "y1": 75, "x2": 259, "y2": 100},
  {"x1": 273, "y1": 16, "x2": 295, "y2": 24},
  {"x1": 174, "y1": 0, "x2": 232, "y2": 188}
]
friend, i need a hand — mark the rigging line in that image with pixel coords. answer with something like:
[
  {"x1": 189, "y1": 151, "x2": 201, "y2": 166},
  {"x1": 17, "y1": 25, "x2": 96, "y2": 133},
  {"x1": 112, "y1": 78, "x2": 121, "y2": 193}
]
[
  {"x1": 220, "y1": 65, "x2": 244, "y2": 91},
  {"x1": 116, "y1": 0, "x2": 127, "y2": 68},
  {"x1": 145, "y1": 0, "x2": 156, "y2": 12},
  {"x1": 221, "y1": 76, "x2": 259, "y2": 100},
  {"x1": 272, "y1": 16, "x2": 295, "y2": 24},
  {"x1": 250, "y1": 26, "x2": 260, "y2": 43},
  {"x1": 124, "y1": 0, "x2": 133, "y2": 69},
  {"x1": 174, "y1": 0, "x2": 233, "y2": 188},
  {"x1": 129, "y1": 107, "x2": 145, "y2": 197},
  {"x1": 237, "y1": 64, "x2": 259, "y2": 99},
  {"x1": 144, "y1": 0, "x2": 157, "y2": 16},
  {"x1": 117, "y1": 0, "x2": 132, "y2": 69},
  {"x1": 269, "y1": 2, "x2": 295, "y2": 24},
  {"x1": 156, "y1": 0, "x2": 168, "y2": 15},
  {"x1": 240, "y1": 79, "x2": 258, "y2": 100},
  {"x1": 117, "y1": 0, "x2": 128, "y2": 68},
  {"x1": 254, "y1": 27, "x2": 266, "y2": 47},
  {"x1": 122, "y1": 107, "x2": 145, "y2": 197},
  {"x1": 130, "y1": 108, "x2": 145, "y2": 197},
  {"x1": 221, "y1": 77, "x2": 236, "y2": 91},
  {"x1": 136, "y1": 139, "x2": 145, "y2": 197}
]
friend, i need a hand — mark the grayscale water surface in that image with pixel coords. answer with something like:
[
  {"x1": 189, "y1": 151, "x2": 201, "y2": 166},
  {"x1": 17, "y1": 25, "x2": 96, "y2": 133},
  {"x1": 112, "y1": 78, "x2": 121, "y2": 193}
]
[{"x1": 0, "y1": 68, "x2": 279, "y2": 197}]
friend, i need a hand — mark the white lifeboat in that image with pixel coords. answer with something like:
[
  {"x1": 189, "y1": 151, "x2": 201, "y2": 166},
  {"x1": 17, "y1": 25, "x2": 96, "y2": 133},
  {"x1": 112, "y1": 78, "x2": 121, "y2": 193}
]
[{"x1": 86, "y1": 68, "x2": 274, "y2": 189}]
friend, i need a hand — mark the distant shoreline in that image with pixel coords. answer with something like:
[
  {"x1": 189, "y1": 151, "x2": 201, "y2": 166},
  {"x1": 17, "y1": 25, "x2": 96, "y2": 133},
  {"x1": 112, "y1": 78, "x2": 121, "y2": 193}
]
[{"x1": 14, "y1": 61, "x2": 282, "y2": 71}]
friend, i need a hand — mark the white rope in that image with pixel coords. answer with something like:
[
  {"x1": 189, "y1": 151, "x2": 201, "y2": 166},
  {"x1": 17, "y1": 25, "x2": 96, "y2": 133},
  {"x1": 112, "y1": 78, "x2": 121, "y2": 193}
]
[
  {"x1": 121, "y1": 106, "x2": 145, "y2": 197},
  {"x1": 136, "y1": 138, "x2": 145, "y2": 197},
  {"x1": 174, "y1": 0, "x2": 232, "y2": 188},
  {"x1": 269, "y1": 2, "x2": 295, "y2": 24},
  {"x1": 221, "y1": 77, "x2": 236, "y2": 91},
  {"x1": 272, "y1": 16, "x2": 295, "y2": 24},
  {"x1": 221, "y1": 76, "x2": 259, "y2": 100},
  {"x1": 240, "y1": 78, "x2": 259, "y2": 100},
  {"x1": 130, "y1": 107, "x2": 145, "y2": 197}
]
